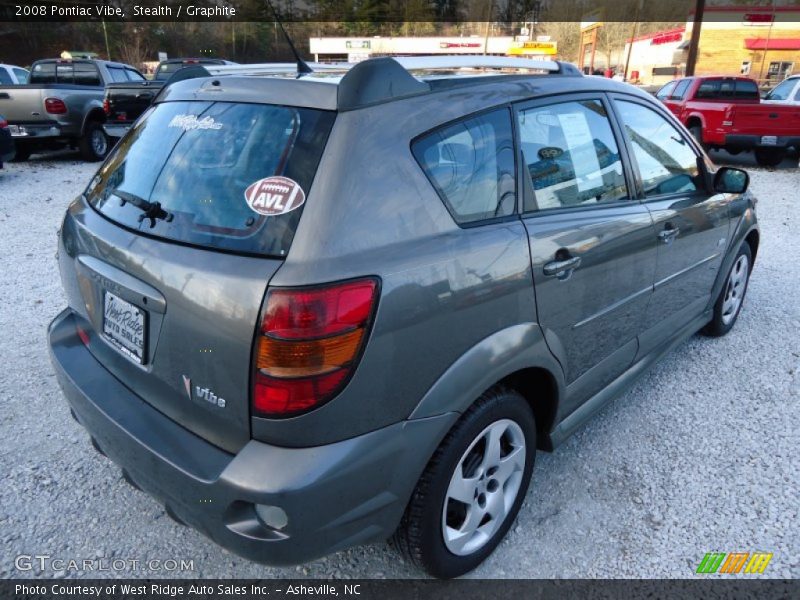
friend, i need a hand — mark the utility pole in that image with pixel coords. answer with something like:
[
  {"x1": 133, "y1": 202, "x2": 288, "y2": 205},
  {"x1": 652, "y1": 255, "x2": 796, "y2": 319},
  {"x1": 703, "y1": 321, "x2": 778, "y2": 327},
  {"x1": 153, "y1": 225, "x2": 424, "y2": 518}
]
[
  {"x1": 685, "y1": 0, "x2": 705, "y2": 76},
  {"x1": 623, "y1": 0, "x2": 643, "y2": 81}
]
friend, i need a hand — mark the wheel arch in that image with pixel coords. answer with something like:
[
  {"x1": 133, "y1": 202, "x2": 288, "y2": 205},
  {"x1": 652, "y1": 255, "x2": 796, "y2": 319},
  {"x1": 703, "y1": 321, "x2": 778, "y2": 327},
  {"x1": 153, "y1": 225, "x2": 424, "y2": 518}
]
[
  {"x1": 409, "y1": 323, "x2": 565, "y2": 451},
  {"x1": 81, "y1": 106, "x2": 106, "y2": 135}
]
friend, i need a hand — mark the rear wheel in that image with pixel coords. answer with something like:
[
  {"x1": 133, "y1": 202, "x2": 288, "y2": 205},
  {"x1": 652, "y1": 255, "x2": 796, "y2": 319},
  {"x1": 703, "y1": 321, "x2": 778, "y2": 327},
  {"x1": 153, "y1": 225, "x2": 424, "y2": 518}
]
[
  {"x1": 393, "y1": 387, "x2": 536, "y2": 578},
  {"x1": 688, "y1": 124, "x2": 706, "y2": 151},
  {"x1": 703, "y1": 242, "x2": 752, "y2": 337},
  {"x1": 79, "y1": 121, "x2": 109, "y2": 162},
  {"x1": 754, "y1": 148, "x2": 785, "y2": 167}
]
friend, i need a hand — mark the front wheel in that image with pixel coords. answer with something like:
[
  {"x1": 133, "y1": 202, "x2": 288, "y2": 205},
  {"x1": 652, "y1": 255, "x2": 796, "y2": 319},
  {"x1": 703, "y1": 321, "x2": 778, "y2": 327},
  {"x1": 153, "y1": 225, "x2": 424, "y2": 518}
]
[
  {"x1": 392, "y1": 387, "x2": 536, "y2": 578},
  {"x1": 754, "y1": 148, "x2": 785, "y2": 167},
  {"x1": 703, "y1": 242, "x2": 752, "y2": 337},
  {"x1": 79, "y1": 121, "x2": 110, "y2": 162}
]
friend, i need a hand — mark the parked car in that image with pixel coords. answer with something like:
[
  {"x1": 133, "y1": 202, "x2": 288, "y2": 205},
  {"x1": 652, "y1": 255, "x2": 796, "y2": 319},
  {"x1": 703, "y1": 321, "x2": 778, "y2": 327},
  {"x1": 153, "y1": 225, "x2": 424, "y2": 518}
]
[
  {"x1": 0, "y1": 114, "x2": 14, "y2": 167},
  {"x1": 0, "y1": 58, "x2": 143, "y2": 161},
  {"x1": 49, "y1": 56, "x2": 759, "y2": 578},
  {"x1": 0, "y1": 63, "x2": 29, "y2": 84},
  {"x1": 656, "y1": 75, "x2": 800, "y2": 166},
  {"x1": 103, "y1": 58, "x2": 234, "y2": 139},
  {"x1": 762, "y1": 74, "x2": 800, "y2": 106}
]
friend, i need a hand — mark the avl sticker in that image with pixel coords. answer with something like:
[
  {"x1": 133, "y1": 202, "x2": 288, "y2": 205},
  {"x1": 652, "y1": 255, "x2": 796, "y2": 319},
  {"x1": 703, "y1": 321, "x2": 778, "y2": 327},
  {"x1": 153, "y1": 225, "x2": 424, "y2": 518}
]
[{"x1": 244, "y1": 176, "x2": 306, "y2": 216}]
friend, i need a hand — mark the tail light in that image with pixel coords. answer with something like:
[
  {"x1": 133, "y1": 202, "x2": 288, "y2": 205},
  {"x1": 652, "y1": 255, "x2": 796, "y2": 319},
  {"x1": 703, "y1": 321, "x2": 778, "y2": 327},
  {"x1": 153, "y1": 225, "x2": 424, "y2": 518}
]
[
  {"x1": 103, "y1": 98, "x2": 110, "y2": 115},
  {"x1": 0, "y1": 118, "x2": 7, "y2": 129},
  {"x1": 252, "y1": 278, "x2": 379, "y2": 418},
  {"x1": 44, "y1": 97, "x2": 67, "y2": 115}
]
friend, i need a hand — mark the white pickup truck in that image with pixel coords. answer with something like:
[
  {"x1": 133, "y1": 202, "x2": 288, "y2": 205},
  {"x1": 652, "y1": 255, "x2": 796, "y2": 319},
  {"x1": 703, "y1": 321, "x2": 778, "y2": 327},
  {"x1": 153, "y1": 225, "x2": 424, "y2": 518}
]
[{"x1": 0, "y1": 58, "x2": 143, "y2": 161}]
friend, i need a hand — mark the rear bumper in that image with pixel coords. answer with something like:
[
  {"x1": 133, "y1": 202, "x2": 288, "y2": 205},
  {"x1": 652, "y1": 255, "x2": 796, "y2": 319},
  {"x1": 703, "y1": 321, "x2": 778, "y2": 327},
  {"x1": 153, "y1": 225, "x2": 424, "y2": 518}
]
[
  {"x1": 10, "y1": 122, "x2": 64, "y2": 139},
  {"x1": 724, "y1": 134, "x2": 800, "y2": 150},
  {"x1": 103, "y1": 123, "x2": 130, "y2": 138},
  {"x1": 48, "y1": 308, "x2": 456, "y2": 565}
]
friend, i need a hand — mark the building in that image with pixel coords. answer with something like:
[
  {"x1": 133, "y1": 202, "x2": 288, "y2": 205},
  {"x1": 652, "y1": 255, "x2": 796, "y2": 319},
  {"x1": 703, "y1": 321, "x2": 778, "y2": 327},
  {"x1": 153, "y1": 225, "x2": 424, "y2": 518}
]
[
  {"x1": 623, "y1": 6, "x2": 800, "y2": 85},
  {"x1": 308, "y1": 36, "x2": 557, "y2": 63}
]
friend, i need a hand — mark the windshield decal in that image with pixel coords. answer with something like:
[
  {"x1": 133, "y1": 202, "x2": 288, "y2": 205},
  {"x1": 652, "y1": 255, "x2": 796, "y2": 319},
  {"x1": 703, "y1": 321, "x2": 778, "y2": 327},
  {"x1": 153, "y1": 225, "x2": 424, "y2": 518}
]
[
  {"x1": 244, "y1": 176, "x2": 306, "y2": 216},
  {"x1": 168, "y1": 114, "x2": 223, "y2": 131}
]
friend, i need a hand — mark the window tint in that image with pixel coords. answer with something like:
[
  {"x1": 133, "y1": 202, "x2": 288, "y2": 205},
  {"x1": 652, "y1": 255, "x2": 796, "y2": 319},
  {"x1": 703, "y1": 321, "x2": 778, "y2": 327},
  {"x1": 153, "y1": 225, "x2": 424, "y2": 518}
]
[
  {"x1": 616, "y1": 101, "x2": 701, "y2": 198},
  {"x1": 85, "y1": 101, "x2": 336, "y2": 257},
  {"x1": 108, "y1": 67, "x2": 127, "y2": 83},
  {"x1": 0, "y1": 69, "x2": 11, "y2": 85},
  {"x1": 517, "y1": 99, "x2": 628, "y2": 211},
  {"x1": 656, "y1": 81, "x2": 677, "y2": 100},
  {"x1": 13, "y1": 68, "x2": 29, "y2": 83},
  {"x1": 412, "y1": 109, "x2": 516, "y2": 224},
  {"x1": 735, "y1": 79, "x2": 759, "y2": 99},
  {"x1": 30, "y1": 62, "x2": 56, "y2": 83},
  {"x1": 670, "y1": 79, "x2": 691, "y2": 100},
  {"x1": 74, "y1": 63, "x2": 100, "y2": 86}
]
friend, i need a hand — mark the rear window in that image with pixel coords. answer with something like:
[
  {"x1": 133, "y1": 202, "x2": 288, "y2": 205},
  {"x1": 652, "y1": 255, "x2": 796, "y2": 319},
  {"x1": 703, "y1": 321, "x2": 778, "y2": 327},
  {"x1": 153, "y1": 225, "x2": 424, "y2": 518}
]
[
  {"x1": 695, "y1": 79, "x2": 759, "y2": 100},
  {"x1": 30, "y1": 61, "x2": 101, "y2": 86},
  {"x1": 85, "y1": 101, "x2": 336, "y2": 257}
]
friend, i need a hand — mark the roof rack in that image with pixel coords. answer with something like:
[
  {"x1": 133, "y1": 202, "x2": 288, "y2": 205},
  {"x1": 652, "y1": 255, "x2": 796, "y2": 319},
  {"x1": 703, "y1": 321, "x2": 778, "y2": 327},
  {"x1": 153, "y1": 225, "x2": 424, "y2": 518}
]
[
  {"x1": 392, "y1": 56, "x2": 566, "y2": 73},
  {"x1": 176, "y1": 55, "x2": 582, "y2": 111}
]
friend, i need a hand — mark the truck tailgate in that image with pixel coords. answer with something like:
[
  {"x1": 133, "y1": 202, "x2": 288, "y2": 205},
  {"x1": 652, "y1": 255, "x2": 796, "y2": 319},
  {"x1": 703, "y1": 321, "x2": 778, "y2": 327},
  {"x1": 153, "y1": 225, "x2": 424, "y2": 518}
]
[
  {"x1": 0, "y1": 86, "x2": 45, "y2": 123},
  {"x1": 105, "y1": 80, "x2": 164, "y2": 124},
  {"x1": 728, "y1": 104, "x2": 800, "y2": 136}
]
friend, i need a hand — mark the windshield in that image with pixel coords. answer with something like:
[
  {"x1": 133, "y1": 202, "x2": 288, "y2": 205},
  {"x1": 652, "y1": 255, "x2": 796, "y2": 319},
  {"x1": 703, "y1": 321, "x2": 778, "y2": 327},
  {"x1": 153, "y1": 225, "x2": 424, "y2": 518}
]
[
  {"x1": 765, "y1": 78, "x2": 797, "y2": 101},
  {"x1": 85, "y1": 101, "x2": 335, "y2": 256}
]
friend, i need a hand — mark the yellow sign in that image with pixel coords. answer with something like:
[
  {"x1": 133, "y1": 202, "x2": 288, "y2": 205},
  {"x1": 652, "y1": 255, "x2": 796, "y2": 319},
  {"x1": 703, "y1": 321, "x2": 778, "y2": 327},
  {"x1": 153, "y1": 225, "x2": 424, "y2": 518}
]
[{"x1": 508, "y1": 41, "x2": 558, "y2": 56}]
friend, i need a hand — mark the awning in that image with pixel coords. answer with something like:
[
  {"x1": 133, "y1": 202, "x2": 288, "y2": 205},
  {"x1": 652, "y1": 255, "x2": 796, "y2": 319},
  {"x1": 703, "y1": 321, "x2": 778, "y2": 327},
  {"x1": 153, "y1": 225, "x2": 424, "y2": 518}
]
[{"x1": 745, "y1": 38, "x2": 800, "y2": 51}]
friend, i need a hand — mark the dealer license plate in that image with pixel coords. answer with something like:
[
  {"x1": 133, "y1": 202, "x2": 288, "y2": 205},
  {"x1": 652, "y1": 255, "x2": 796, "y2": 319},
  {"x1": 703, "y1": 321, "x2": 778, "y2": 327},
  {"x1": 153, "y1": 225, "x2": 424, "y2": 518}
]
[{"x1": 103, "y1": 292, "x2": 146, "y2": 364}]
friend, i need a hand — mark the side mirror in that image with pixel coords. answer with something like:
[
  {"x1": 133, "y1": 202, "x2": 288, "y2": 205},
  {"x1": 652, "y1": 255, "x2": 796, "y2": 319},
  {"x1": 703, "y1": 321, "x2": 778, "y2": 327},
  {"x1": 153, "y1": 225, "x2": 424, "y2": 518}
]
[{"x1": 713, "y1": 167, "x2": 749, "y2": 194}]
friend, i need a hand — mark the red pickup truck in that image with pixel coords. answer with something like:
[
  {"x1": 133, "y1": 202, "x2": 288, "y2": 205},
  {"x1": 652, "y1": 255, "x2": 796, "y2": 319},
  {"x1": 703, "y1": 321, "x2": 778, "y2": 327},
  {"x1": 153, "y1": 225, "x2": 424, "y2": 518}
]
[{"x1": 656, "y1": 76, "x2": 800, "y2": 166}]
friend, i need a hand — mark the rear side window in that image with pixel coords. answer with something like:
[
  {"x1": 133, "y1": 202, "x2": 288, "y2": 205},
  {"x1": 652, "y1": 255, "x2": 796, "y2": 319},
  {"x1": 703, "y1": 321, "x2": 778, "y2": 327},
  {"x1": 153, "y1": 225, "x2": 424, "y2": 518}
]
[
  {"x1": 85, "y1": 101, "x2": 336, "y2": 257},
  {"x1": 0, "y1": 69, "x2": 11, "y2": 85},
  {"x1": 126, "y1": 69, "x2": 145, "y2": 81},
  {"x1": 517, "y1": 99, "x2": 629, "y2": 211},
  {"x1": 108, "y1": 67, "x2": 127, "y2": 83},
  {"x1": 13, "y1": 68, "x2": 29, "y2": 83},
  {"x1": 412, "y1": 109, "x2": 516, "y2": 224}
]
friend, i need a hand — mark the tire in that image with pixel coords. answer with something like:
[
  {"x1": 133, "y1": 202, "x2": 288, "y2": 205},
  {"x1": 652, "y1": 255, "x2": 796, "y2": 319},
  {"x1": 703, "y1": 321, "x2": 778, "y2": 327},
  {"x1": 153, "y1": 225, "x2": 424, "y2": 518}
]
[
  {"x1": 392, "y1": 387, "x2": 536, "y2": 578},
  {"x1": 688, "y1": 124, "x2": 706, "y2": 151},
  {"x1": 79, "y1": 121, "x2": 110, "y2": 162},
  {"x1": 703, "y1": 242, "x2": 752, "y2": 337},
  {"x1": 11, "y1": 144, "x2": 30, "y2": 162},
  {"x1": 754, "y1": 148, "x2": 785, "y2": 168}
]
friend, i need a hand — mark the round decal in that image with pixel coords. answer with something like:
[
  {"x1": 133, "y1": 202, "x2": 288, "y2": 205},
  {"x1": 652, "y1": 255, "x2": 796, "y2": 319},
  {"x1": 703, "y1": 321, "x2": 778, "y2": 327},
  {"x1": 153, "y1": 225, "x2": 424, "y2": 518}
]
[{"x1": 244, "y1": 176, "x2": 306, "y2": 216}]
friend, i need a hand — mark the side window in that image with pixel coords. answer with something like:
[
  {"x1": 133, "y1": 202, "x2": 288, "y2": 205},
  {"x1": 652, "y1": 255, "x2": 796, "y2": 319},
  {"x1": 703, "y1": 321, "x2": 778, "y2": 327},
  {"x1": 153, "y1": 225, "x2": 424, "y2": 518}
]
[
  {"x1": 412, "y1": 109, "x2": 516, "y2": 224},
  {"x1": 656, "y1": 81, "x2": 677, "y2": 100},
  {"x1": 13, "y1": 68, "x2": 29, "y2": 84},
  {"x1": 517, "y1": 99, "x2": 629, "y2": 211},
  {"x1": 108, "y1": 67, "x2": 127, "y2": 83},
  {"x1": 616, "y1": 101, "x2": 702, "y2": 198},
  {"x1": 0, "y1": 69, "x2": 12, "y2": 85},
  {"x1": 670, "y1": 79, "x2": 691, "y2": 100},
  {"x1": 126, "y1": 69, "x2": 145, "y2": 82}
]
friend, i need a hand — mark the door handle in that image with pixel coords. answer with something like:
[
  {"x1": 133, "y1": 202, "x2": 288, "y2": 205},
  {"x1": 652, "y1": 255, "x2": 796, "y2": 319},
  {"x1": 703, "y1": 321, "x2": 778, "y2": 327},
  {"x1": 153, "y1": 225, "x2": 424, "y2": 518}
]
[
  {"x1": 658, "y1": 226, "x2": 680, "y2": 244},
  {"x1": 543, "y1": 256, "x2": 581, "y2": 279}
]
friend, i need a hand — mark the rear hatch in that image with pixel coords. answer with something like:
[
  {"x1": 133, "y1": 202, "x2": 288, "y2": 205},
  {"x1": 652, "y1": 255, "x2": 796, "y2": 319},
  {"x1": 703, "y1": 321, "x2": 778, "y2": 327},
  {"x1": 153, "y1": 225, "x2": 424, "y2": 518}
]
[{"x1": 60, "y1": 98, "x2": 335, "y2": 452}]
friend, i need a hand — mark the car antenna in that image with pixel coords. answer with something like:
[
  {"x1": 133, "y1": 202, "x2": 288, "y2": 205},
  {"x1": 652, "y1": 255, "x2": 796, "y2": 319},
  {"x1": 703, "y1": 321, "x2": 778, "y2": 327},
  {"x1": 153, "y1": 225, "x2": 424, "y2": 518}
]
[{"x1": 263, "y1": 0, "x2": 313, "y2": 76}]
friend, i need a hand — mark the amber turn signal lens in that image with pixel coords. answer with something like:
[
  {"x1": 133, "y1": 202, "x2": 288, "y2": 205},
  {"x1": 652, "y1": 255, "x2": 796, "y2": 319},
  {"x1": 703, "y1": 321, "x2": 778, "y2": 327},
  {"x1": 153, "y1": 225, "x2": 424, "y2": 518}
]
[{"x1": 256, "y1": 328, "x2": 364, "y2": 378}]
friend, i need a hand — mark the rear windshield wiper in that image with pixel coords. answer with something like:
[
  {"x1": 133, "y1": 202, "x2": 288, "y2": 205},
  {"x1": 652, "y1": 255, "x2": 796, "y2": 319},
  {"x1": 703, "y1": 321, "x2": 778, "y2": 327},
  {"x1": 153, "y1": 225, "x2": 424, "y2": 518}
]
[{"x1": 113, "y1": 189, "x2": 174, "y2": 228}]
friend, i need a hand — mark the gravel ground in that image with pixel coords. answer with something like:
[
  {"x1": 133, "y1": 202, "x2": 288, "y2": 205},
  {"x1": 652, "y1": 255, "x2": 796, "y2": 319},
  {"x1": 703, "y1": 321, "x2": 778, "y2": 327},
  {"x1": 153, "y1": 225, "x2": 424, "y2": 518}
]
[{"x1": 1, "y1": 151, "x2": 798, "y2": 579}]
